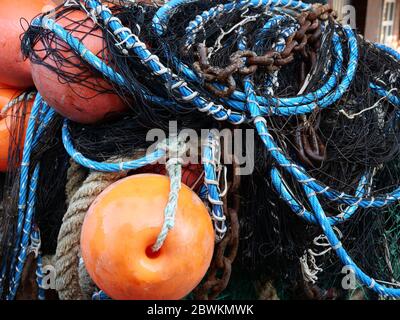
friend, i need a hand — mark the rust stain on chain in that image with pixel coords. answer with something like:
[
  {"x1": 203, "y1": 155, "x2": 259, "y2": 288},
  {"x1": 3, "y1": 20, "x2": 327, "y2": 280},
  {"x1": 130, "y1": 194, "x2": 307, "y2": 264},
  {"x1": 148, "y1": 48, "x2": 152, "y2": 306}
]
[{"x1": 194, "y1": 151, "x2": 241, "y2": 300}]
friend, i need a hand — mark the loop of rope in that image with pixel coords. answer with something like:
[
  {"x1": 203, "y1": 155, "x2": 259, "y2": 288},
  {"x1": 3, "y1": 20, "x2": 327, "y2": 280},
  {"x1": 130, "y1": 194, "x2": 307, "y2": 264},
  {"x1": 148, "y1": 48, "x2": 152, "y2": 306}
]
[
  {"x1": 270, "y1": 168, "x2": 370, "y2": 225},
  {"x1": 62, "y1": 120, "x2": 166, "y2": 172},
  {"x1": 240, "y1": 32, "x2": 400, "y2": 297},
  {"x1": 5, "y1": 94, "x2": 56, "y2": 300},
  {"x1": 28, "y1": 0, "x2": 399, "y2": 214},
  {"x1": 0, "y1": 92, "x2": 35, "y2": 117},
  {"x1": 76, "y1": 0, "x2": 400, "y2": 206}
]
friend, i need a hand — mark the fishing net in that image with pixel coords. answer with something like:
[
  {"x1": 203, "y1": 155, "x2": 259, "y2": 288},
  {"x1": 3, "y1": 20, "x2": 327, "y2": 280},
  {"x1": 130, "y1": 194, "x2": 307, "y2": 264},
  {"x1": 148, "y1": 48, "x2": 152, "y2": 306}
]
[
  {"x1": 21, "y1": 1, "x2": 219, "y2": 128},
  {"x1": 2, "y1": 0, "x2": 400, "y2": 300}
]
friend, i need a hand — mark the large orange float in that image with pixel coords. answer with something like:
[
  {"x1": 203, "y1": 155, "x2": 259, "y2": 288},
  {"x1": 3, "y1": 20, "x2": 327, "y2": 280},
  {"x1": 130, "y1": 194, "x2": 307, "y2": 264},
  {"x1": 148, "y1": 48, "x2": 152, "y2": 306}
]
[
  {"x1": 0, "y1": 0, "x2": 56, "y2": 88},
  {"x1": 81, "y1": 174, "x2": 214, "y2": 300},
  {"x1": 0, "y1": 86, "x2": 33, "y2": 172},
  {"x1": 30, "y1": 9, "x2": 127, "y2": 124}
]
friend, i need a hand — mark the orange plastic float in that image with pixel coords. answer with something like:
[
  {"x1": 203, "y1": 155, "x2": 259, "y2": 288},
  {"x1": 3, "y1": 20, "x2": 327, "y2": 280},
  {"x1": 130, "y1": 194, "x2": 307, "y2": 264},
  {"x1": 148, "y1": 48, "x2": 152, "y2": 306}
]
[
  {"x1": 0, "y1": 87, "x2": 33, "y2": 172},
  {"x1": 30, "y1": 9, "x2": 127, "y2": 124},
  {"x1": 81, "y1": 174, "x2": 214, "y2": 300},
  {"x1": 0, "y1": 0, "x2": 56, "y2": 88}
]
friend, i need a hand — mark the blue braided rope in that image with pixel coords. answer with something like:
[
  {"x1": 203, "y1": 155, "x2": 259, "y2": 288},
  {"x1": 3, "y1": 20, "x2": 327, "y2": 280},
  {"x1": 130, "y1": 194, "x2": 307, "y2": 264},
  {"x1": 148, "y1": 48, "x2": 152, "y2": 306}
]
[
  {"x1": 202, "y1": 131, "x2": 227, "y2": 241},
  {"x1": 8, "y1": 164, "x2": 40, "y2": 299},
  {"x1": 198, "y1": 184, "x2": 208, "y2": 200},
  {"x1": 8, "y1": 94, "x2": 43, "y2": 288},
  {"x1": 83, "y1": 0, "x2": 246, "y2": 124},
  {"x1": 152, "y1": 1, "x2": 357, "y2": 118},
  {"x1": 153, "y1": 0, "x2": 311, "y2": 38},
  {"x1": 0, "y1": 95, "x2": 48, "y2": 295},
  {"x1": 370, "y1": 83, "x2": 400, "y2": 107},
  {"x1": 302, "y1": 182, "x2": 400, "y2": 298},
  {"x1": 239, "y1": 29, "x2": 400, "y2": 296},
  {"x1": 235, "y1": 26, "x2": 400, "y2": 208},
  {"x1": 181, "y1": 1, "x2": 305, "y2": 50},
  {"x1": 62, "y1": 120, "x2": 165, "y2": 172},
  {"x1": 33, "y1": 16, "x2": 180, "y2": 111},
  {"x1": 36, "y1": 16, "x2": 126, "y2": 87}
]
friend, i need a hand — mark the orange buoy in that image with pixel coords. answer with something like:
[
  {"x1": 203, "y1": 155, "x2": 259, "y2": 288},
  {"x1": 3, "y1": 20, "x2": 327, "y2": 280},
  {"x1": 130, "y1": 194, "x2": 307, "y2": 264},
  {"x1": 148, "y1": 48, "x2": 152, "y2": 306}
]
[
  {"x1": 81, "y1": 174, "x2": 214, "y2": 300},
  {"x1": 0, "y1": 87, "x2": 33, "y2": 172},
  {"x1": 0, "y1": 0, "x2": 56, "y2": 88},
  {"x1": 30, "y1": 9, "x2": 127, "y2": 124}
]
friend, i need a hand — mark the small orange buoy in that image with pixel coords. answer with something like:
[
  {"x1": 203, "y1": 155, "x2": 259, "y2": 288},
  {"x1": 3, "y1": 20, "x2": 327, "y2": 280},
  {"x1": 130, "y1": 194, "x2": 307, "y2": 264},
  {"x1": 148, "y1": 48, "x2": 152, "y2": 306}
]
[
  {"x1": 30, "y1": 9, "x2": 127, "y2": 124},
  {"x1": 81, "y1": 174, "x2": 214, "y2": 300},
  {"x1": 0, "y1": 0, "x2": 56, "y2": 88},
  {"x1": 0, "y1": 87, "x2": 33, "y2": 172}
]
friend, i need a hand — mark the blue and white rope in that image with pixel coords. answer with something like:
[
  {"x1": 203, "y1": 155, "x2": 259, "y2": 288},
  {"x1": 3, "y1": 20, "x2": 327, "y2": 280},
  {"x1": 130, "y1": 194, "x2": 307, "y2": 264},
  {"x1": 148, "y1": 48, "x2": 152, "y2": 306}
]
[
  {"x1": 271, "y1": 168, "x2": 369, "y2": 225},
  {"x1": 7, "y1": 94, "x2": 55, "y2": 299},
  {"x1": 240, "y1": 28, "x2": 400, "y2": 296},
  {"x1": 28, "y1": 228, "x2": 46, "y2": 300},
  {"x1": 83, "y1": 0, "x2": 246, "y2": 124},
  {"x1": 62, "y1": 120, "x2": 166, "y2": 172}
]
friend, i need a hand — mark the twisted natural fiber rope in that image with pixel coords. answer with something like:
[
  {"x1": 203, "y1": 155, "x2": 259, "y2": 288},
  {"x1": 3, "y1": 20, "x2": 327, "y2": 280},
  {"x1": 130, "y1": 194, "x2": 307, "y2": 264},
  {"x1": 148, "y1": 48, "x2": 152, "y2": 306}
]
[{"x1": 55, "y1": 163, "x2": 128, "y2": 300}]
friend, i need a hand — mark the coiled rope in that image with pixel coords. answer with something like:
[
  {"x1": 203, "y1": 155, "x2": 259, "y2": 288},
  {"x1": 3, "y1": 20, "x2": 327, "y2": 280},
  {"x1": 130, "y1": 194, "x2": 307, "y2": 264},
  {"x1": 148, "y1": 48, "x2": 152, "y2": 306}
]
[
  {"x1": 7, "y1": 0, "x2": 400, "y2": 299},
  {"x1": 152, "y1": 137, "x2": 186, "y2": 252}
]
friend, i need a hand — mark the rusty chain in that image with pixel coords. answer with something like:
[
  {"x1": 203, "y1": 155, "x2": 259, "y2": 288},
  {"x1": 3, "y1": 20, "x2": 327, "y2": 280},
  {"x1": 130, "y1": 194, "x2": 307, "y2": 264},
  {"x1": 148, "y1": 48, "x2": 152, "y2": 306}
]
[
  {"x1": 194, "y1": 4, "x2": 335, "y2": 97},
  {"x1": 295, "y1": 123, "x2": 326, "y2": 168},
  {"x1": 194, "y1": 142, "x2": 241, "y2": 300}
]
